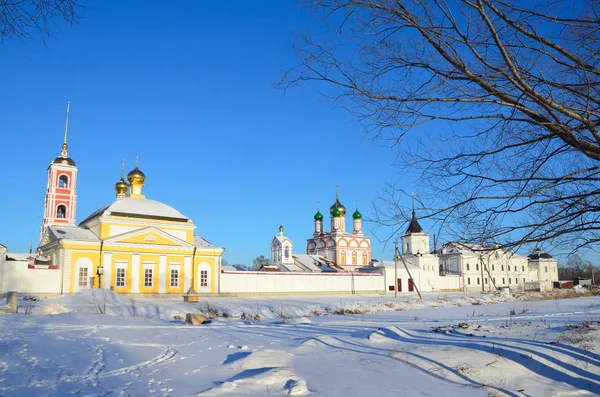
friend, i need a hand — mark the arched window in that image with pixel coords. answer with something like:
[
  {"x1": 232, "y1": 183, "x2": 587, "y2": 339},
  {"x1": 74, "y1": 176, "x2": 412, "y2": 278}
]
[
  {"x1": 362, "y1": 253, "x2": 367, "y2": 264},
  {"x1": 58, "y1": 175, "x2": 69, "y2": 188},
  {"x1": 352, "y1": 251, "x2": 357, "y2": 264},
  {"x1": 284, "y1": 246, "x2": 290, "y2": 259},
  {"x1": 341, "y1": 251, "x2": 346, "y2": 264},
  {"x1": 57, "y1": 205, "x2": 67, "y2": 218}
]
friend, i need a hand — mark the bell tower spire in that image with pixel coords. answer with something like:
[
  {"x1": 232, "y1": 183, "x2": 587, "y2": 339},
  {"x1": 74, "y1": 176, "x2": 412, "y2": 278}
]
[
  {"x1": 40, "y1": 102, "x2": 78, "y2": 241},
  {"x1": 61, "y1": 102, "x2": 70, "y2": 157}
]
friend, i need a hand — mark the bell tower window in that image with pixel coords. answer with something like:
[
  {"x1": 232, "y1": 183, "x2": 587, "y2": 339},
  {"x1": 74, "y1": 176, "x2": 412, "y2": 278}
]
[
  {"x1": 284, "y1": 247, "x2": 290, "y2": 259},
  {"x1": 59, "y1": 175, "x2": 69, "y2": 188},
  {"x1": 57, "y1": 205, "x2": 67, "y2": 218}
]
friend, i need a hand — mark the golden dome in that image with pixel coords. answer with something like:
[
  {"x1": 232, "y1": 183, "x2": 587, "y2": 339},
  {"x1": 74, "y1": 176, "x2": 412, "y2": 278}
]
[
  {"x1": 115, "y1": 178, "x2": 129, "y2": 194},
  {"x1": 127, "y1": 167, "x2": 146, "y2": 184}
]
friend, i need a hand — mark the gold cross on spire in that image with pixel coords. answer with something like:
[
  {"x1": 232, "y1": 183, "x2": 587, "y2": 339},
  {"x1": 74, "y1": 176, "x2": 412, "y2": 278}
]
[
  {"x1": 121, "y1": 158, "x2": 125, "y2": 179},
  {"x1": 317, "y1": 200, "x2": 320, "y2": 210},
  {"x1": 135, "y1": 152, "x2": 139, "y2": 168},
  {"x1": 335, "y1": 184, "x2": 339, "y2": 198}
]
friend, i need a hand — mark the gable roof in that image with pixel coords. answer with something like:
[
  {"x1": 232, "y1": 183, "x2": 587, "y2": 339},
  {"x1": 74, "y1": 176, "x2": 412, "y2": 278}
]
[{"x1": 270, "y1": 235, "x2": 292, "y2": 247}]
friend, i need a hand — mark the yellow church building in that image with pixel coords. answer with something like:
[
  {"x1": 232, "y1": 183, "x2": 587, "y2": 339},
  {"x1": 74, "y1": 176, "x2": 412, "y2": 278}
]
[{"x1": 36, "y1": 105, "x2": 223, "y2": 296}]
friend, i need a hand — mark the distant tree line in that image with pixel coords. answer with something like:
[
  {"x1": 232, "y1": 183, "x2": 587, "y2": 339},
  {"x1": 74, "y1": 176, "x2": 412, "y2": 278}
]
[{"x1": 559, "y1": 255, "x2": 599, "y2": 283}]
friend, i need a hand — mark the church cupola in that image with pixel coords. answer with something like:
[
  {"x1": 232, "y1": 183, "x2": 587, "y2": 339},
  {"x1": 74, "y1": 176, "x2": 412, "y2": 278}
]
[
  {"x1": 401, "y1": 210, "x2": 429, "y2": 255},
  {"x1": 352, "y1": 203, "x2": 363, "y2": 235},
  {"x1": 127, "y1": 153, "x2": 146, "y2": 198},
  {"x1": 40, "y1": 102, "x2": 78, "y2": 241},
  {"x1": 329, "y1": 196, "x2": 346, "y2": 217},
  {"x1": 330, "y1": 190, "x2": 346, "y2": 233},
  {"x1": 115, "y1": 159, "x2": 129, "y2": 200},
  {"x1": 314, "y1": 208, "x2": 323, "y2": 236},
  {"x1": 271, "y1": 225, "x2": 293, "y2": 266}
]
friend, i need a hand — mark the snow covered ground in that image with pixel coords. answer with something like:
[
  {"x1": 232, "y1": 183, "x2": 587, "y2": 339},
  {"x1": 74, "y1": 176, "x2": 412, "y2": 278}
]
[{"x1": 0, "y1": 290, "x2": 598, "y2": 396}]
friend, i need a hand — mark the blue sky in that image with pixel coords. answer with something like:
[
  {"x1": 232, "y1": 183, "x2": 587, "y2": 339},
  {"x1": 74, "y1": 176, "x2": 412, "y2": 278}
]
[{"x1": 0, "y1": 1, "x2": 418, "y2": 265}]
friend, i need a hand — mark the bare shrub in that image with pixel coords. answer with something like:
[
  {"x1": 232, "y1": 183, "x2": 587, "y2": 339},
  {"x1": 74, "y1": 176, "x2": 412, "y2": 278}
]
[
  {"x1": 21, "y1": 304, "x2": 34, "y2": 315},
  {"x1": 130, "y1": 298, "x2": 136, "y2": 317},
  {"x1": 200, "y1": 303, "x2": 221, "y2": 319},
  {"x1": 271, "y1": 306, "x2": 292, "y2": 319},
  {"x1": 335, "y1": 308, "x2": 367, "y2": 315}
]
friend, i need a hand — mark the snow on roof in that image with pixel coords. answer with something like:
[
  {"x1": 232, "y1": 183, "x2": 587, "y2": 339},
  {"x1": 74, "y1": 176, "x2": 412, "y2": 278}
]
[
  {"x1": 293, "y1": 254, "x2": 339, "y2": 272},
  {"x1": 272, "y1": 235, "x2": 292, "y2": 245},
  {"x1": 223, "y1": 265, "x2": 245, "y2": 272},
  {"x1": 6, "y1": 253, "x2": 33, "y2": 261},
  {"x1": 80, "y1": 197, "x2": 189, "y2": 225},
  {"x1": 369, "y1": 260, "x2": 419, "y2": 269},
  {"x1": 193, "y1": 236, "x2": 217, "y2": 248},
  {"x1": 49, "y1": 226, "x2": 100, "y2": 241},
  {"x1": 441, "y1": 242, "x2": 497, "y2": 254}
]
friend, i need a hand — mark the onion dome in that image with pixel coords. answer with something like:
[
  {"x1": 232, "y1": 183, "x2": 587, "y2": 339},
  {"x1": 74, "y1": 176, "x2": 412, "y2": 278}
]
[
  {"x1": 352, "y1": 209, "x2": 362, "y2": 219},
  {"x1": 314, "y1": 210, "x2": 323, "y2": 221},
  {"x1": 115, "y1": 177, "x2": 128, "y2": 195},
  {"x1": 279, "y1": 225, "x2": 284, "y2": 233},
  {"x1": 127, "y1": 167, "x2": 146, "y2": 184},
  {"x1": 329, "y1": 196, "x2": 346, "y2": 217}
]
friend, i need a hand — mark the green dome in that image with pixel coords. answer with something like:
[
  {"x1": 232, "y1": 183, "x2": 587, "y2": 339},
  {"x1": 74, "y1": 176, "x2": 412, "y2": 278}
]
[
  {"x1": 352, "y1": 209, "x2": 362, "y2": 219},
  {"x1": 329, "y1": 197, "x2": 346, "y2": 217},
  {"x1": 332, "y1": 206, "x2": 342, "y2": 217},
  {"x1": 314, "y1": 210, "x2": 323, "y2": 221}
]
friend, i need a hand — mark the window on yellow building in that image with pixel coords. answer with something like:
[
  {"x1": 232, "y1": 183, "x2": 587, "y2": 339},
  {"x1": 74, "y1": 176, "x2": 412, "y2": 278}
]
[
  {"x1": 116, "y1": 268, "x2": 125, "y2": 287},
  {"x1": 352, "y1": 251, "x2": 357, "y2": 264},
  {"x1": 78, "y1": 267, "x2": 88, "y2": 286},
  {"x1": 171, "y1": 269, "x2": 179, "y2": 287},
  {"x1": 144, "y1": 269, "x2": 153, "y2": 287},
  {"x1": 201, "y1": 270, "x2": 208, "y2": 287}
]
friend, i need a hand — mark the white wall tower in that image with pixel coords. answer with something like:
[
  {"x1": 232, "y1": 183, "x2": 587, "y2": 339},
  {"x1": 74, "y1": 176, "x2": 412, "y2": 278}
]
[
  {"x1": 401, "y1": 211, "x2": 430, "y2": 255},
  {"x1": 270, "y1": 225, "x2": 294, "y2": 266}
]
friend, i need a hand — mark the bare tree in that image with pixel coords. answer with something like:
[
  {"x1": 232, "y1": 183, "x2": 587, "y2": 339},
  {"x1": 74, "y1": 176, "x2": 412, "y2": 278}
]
[
  {"x1": 282, "y1": 0, "x2": 600, "y2": 253},
  {"x1": 0, "y1": 0, "x2": 81, "y2": 43},
  {"x1": 252, "y1": 255, "x2": 270, "y2": 270},
  {"x1": 559, "y1": 254, "x2": 598, "y2": 281}
]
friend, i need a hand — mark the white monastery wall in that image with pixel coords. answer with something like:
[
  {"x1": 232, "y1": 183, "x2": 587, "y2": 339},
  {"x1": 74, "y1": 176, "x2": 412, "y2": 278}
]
[
  {"x1": 220, "y1": 271, "x2": 384, "y2": 295},
  {"x1": 0, "y1": 260, "x2": 61, "y2": 295}
]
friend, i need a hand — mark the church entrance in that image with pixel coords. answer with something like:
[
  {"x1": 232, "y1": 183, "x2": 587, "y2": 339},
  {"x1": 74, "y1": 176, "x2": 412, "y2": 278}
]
[
  {"x1": 73, "y1": 257, "x2": 93, "y2": 292},
  {"x1": 408, "y1": 278, "x2": 414, "y2": 292},
  {"x1": 197, "y1": 263, "x2": 211, "y2": 293}
]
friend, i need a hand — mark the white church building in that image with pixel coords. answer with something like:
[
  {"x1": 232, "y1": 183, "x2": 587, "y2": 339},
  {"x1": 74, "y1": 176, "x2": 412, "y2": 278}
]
[{"x1": 359, "y1": 211, "x2": 559, "y2": 293}]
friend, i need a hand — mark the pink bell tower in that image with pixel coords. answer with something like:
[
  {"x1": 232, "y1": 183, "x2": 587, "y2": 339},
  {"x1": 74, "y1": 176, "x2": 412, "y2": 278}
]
[{"x1": 40, "y1": 102, "x2": 78, "y2": 240}]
